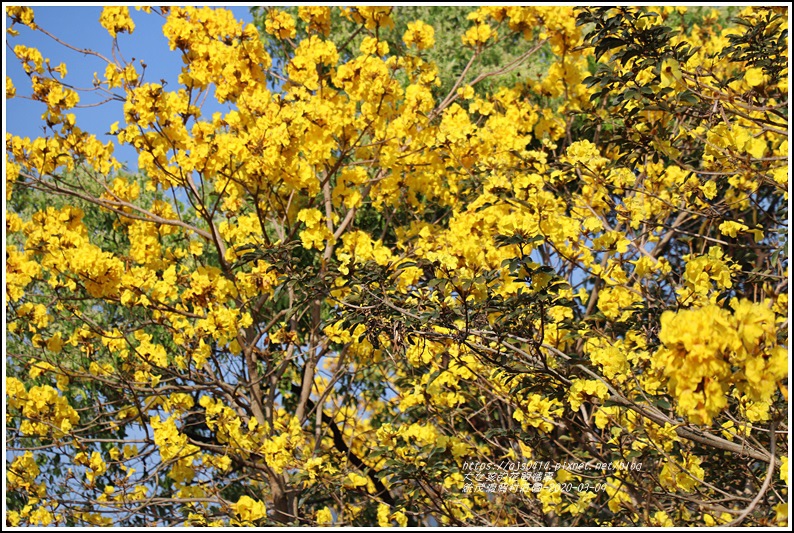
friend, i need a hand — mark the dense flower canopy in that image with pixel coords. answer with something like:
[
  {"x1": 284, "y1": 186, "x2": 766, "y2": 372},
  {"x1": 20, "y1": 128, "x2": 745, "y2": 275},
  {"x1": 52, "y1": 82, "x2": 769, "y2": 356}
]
[{"x1": 5, "y1": 5, "x2": 789, "y2": 527}]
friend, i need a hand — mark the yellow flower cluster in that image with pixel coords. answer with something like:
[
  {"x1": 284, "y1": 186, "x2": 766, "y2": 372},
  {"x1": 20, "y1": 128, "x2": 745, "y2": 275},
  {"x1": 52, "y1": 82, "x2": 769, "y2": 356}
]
[
  {"x1": 31, "y1": 76, "x2": 78, "y2": 113},
  {"x1": 13, "y1": 44, "x2": 44, "y2": 74},
  {"x1": 6, "y1": 246, "x2": 41, "y2": 302},
  {"x1": 677, "y1": 246, "x2": 736, "y2": 305},
  {"x1": 298, "y1": 207, "x2": 334, "y2": 250},
  {"x1": 99, "y1": 7, "x2": 135, "y2": 38},
  {"x1": 342, "y1": 6, "x2": 394, "y2": 30},
  {"x1": 654, "y1": 299, "x2": 787, "y2": 425},
  {"x1": 264, "y1": 9, "x2": 296, "y2": 40},
  {"x1": 298, "y1": 6, "x2": 331, "y2": 36},
  {"x1": 233, "y1": 495, "x2": 267, "y2": 523},
  {"x1": 659, "y1": 452, "x2": 705, "y2": 493},
  {"x1": 512, "y1": 394, "x2": 564, "y2": 432},
  {"x1": 568, "y1": 379, "x2": 610, "y2": 411},
  {"x1": 7, "y1": 451, "x2": 42, "y2": 494},
  {"x1": 375, "y1": 421, "x2": 469, "y2": 469},
  {"x1": 7, "y1": 5, "x2": 36, "y2": 29},
  {"x1": 7, "y1": 378, "x2": 80, "y2": 437},
  {"x1": 585, "y1": 337, "x2": 630, "y2": 383},
  {"x1": 403, "y1": 20, "x2": 435, "y2": 50},
  {"x1": 462, "y1": 23, "x2": 495, "y2": 48},
  {"x1": 597, "y1": 286, "x2": 641, "y2": 322},
  {"x1": 162, "y1": 7, "x2": 270, "y2": 102}
]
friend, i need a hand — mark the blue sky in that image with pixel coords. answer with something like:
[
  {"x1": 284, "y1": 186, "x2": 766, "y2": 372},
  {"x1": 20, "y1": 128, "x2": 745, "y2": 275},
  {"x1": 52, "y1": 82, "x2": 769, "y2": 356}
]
[{"x1": 5, "y1": 6, "x2": 256, "y2": 171}]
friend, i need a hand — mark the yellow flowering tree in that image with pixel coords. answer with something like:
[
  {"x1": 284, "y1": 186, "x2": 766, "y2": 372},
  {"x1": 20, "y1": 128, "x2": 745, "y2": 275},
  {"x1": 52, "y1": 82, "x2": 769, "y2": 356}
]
[{"x1": 5, "y1": 5, "x2": 788, "y2": 527}]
